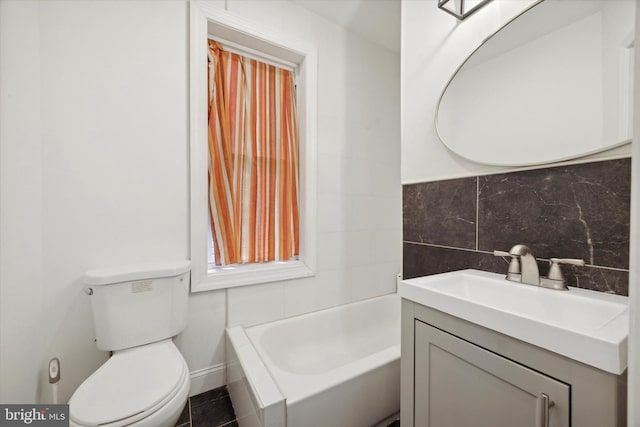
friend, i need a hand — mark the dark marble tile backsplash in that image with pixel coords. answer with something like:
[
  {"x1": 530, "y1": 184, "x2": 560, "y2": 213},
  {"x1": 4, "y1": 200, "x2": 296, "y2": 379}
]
[
  {"x1": 402, "y1": 158, "x2": 631, "y2": 295},
  {"x1": 403, "y1": 177, "x2": 477, "y2": 249},
  {"x1": 403, "y1": 243, "x2": 506, "y2": 278},
  {"x1": 478, "y1": 159, "x2": 631, "y2": 268}
]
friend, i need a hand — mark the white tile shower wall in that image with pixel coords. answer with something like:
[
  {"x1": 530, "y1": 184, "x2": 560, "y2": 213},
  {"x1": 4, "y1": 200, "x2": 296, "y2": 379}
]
[
  {"x1": 225, "y1": 0, "x2": 401, "y2": 328},
  {"x1": 227, "y1": 282, "x2": 286, "y2": 328},
  {"x1": 282, "y1": 270, "x2": 352, "y2": 319}
]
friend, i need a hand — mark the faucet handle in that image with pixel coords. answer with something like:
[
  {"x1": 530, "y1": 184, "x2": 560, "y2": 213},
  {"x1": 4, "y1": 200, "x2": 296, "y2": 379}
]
[
  {"x1": 548, "y1": 258, "x2": 585, "y2": 282},
  {"x1": 493, "y1": 250, "x2": 521, "y2": 280},
  {"x1": 493, "y1": 250, "x2": 512, "y2": 257}
]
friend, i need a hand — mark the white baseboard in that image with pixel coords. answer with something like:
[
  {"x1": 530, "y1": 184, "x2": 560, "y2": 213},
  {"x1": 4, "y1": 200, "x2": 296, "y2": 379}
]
[{"x1": 189, "y1": 363, "x2": 227, "y2": 397}]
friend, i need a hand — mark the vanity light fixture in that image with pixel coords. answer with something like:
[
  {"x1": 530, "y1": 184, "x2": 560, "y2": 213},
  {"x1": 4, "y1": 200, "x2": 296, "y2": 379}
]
[{"x1": 438, "y1": 0, "x2": 493, "y2": 20}]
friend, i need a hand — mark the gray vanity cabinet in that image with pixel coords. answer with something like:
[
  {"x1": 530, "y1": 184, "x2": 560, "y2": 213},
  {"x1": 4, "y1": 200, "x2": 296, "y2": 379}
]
[
  {"x1": 401, "y1": 299, "x2": 626, "y2": 427},
  {"x1": 414, "y1": 321, "x2": 569, "y2": 427}
]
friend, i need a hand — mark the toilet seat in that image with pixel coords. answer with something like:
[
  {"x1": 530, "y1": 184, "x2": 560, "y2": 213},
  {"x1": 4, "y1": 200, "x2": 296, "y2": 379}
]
[{"x1": 69, "y1": 340, "x2": 188, "y2": 427}]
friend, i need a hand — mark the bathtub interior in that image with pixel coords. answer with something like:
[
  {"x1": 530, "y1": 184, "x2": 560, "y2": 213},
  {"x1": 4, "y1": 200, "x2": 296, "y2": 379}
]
[
  {"x1": 226, "y1": 294, "x2": 401, "y2": 427},
  {"x1": 250, "y1": 294, "x2": 400, "y2": 375}
]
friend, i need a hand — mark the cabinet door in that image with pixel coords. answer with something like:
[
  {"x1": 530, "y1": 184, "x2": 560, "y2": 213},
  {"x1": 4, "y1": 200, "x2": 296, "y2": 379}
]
[{"x1": 414, "y1": 320, "x2": 570, "y2": 427}]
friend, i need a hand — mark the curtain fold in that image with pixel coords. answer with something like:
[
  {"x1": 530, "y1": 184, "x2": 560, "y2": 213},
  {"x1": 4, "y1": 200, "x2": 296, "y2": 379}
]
[{"x1": 208, "y1": 40, "x2": 299, "y2": 266}]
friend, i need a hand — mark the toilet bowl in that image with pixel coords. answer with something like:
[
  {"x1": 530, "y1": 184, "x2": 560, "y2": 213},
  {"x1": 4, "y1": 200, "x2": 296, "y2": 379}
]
[
  {"x1": 69, "y1": 261, "x2": 192, "y2": 427},
  {"x1": 69, "y1": 340, "x2": 190, "y2": 427}
]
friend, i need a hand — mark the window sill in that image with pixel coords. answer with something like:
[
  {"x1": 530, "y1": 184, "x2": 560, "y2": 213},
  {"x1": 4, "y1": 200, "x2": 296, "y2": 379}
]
[{"x1": 190, "y1": 260, "x2": 314, "y2": 292}]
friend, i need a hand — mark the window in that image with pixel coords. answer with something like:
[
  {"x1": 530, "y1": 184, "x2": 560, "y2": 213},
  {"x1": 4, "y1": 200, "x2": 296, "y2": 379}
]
[{"x1": 190, "y1": 4, "x2": 317, "y2": 292}]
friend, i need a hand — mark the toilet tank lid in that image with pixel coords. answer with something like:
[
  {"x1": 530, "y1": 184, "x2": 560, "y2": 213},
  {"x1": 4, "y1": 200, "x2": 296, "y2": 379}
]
[{"x1": 85, "y1": 260, "x2": 191, "y2": 286}]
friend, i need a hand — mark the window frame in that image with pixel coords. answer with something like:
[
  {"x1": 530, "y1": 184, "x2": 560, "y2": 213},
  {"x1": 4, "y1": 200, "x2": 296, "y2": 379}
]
[{"x1": 189, "y1": 0, "x2": 317, "y2": 292}]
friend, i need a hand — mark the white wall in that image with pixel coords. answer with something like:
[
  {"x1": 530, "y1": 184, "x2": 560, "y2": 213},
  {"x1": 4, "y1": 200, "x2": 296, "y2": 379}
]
[
  {"x1": 0, "y1": 0, "x2": 400, "y2": 403},
  {"x1": 602, "y1": 0, "x2": 636, "y2": 144},
  {"x1": 627, "y1": 2, "x2": 640, "y2": 423},
  {"x1": 401, "y1": 0, "x2": 632, "y2": 184}
]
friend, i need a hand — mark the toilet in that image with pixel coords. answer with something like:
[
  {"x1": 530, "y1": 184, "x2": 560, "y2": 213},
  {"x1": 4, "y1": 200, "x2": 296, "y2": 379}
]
[{"x1": 69, "y1": 261, "x2": 191, "y2": 427}]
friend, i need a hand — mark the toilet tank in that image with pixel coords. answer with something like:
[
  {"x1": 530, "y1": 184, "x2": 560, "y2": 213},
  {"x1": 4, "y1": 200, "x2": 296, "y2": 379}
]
[{"x1": 85, "y1": 260, "x2": 191, "y2": 351}]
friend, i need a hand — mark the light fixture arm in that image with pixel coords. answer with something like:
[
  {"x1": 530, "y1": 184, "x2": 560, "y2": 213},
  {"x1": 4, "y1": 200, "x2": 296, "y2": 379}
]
[{"x1": 438, "y1": 0, "x2": 493, "y2": 21}]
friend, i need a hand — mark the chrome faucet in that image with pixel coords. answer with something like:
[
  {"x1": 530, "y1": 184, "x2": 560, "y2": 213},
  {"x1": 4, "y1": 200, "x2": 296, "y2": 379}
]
[
  {"x1": 507, "y1": 244, "x2": 539, "y2": 286},
  {"x1": 494, "y1": 244, "x2": 585, "y2": 290}
]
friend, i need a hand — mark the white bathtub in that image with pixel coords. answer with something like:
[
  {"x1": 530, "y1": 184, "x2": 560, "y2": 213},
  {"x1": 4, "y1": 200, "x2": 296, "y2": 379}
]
[{"x1": 226, "y1": 294, "x2": 400, "y2": 427}]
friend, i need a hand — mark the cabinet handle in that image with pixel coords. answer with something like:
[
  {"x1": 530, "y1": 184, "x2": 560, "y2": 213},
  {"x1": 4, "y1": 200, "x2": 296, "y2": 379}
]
[{"x1": 537, "y1": 393, "x2": 554, "y2": 427}]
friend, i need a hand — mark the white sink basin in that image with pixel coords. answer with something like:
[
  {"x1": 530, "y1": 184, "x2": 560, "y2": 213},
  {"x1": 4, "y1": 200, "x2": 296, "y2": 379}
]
[{"x1": 399, "y1": 269, "x2": 628, "y2": 374}]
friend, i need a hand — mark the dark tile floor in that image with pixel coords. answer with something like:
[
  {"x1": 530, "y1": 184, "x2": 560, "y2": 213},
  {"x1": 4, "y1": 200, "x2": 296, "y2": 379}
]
[
  {"x1": 175, "y1": 386, "x2": 238, "y2": 427},
  {"x1": 176, "y1": 385, "x2": 400, "y2": 427}
]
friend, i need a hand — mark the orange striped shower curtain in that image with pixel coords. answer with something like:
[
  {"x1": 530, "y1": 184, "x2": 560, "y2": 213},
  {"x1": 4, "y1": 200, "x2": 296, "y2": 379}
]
[{"x1": 207, "y1": 40, "x2": 299, "y2": 266}]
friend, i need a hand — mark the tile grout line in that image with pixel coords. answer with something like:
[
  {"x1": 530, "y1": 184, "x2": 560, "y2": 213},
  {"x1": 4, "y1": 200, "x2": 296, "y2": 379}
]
[
  {"x1": 402, "y1": 241, "x2": 631, "y2": 272},
  {"x1": 402, "y1": 241, "x2": 491, "y2": 253}
]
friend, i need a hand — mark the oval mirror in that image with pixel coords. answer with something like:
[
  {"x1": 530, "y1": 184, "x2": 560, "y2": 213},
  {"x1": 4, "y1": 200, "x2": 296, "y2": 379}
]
[{"x1": 436, "y1": 0, "x2": 635, "y2": 166}]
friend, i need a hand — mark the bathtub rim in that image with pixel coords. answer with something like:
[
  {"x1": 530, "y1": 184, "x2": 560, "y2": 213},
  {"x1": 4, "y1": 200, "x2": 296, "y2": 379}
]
[
  {"x1": 226, "y1": 325, "x2": 286, "y2": 426},
  {"x1": 247, "y1": 293, "x2": 399, "y2": 334}
]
